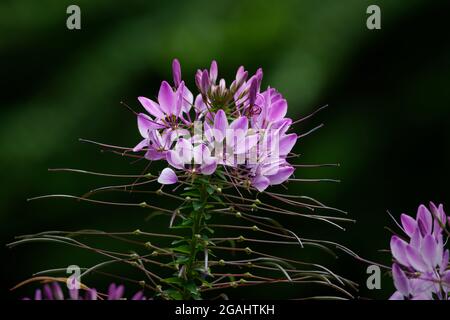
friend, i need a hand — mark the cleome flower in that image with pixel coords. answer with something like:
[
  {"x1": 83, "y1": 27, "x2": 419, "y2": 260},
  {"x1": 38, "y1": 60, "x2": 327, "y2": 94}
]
[
  {"x1": 389, "y1": 202, "x2": 450, "y2": 300},
  {"x1": 133, "y1": 59, "x2": 298, "y2": 192},
  {"x1": 15, "y1": 58, "x2": 354, "y2": 301},
  {"x1": 23, "y1": 282, "x2": 147, "y2": 300}
]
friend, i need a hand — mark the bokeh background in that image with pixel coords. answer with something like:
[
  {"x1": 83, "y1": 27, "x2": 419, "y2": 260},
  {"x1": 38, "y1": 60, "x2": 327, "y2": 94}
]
[{"x1": 1, "y1": 0, "x2": 449, "y2": 300}]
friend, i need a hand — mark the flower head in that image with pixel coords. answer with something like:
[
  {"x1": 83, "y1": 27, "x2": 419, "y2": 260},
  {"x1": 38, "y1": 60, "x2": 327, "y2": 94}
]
[
  {"x1": 133, "y1": 59, "x2": 299, "y2": 192},
  {"x1": 389, "y1": 202, "x2": 450, "y2": 300}
]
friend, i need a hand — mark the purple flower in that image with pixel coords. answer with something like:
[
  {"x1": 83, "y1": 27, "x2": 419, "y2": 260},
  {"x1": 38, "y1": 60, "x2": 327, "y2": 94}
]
[
  {"x1": 390, "y1": 264, "x2": 434, "y2": 300},
  {"x1": 252, "y1": 87, "x2": 288, "y2": 129},
  {"x1": 134, "y1": 59, "x2": 297, "y2": 191},
  {"x1": 137, "y1": 80, "x2": 193, "y2": 129},
  {"x1": 23, "y1": 282, "x2": 146, "y2": 300},
  {"x1": 389, "y1": 202, "x2": 450, "y2": 300}
]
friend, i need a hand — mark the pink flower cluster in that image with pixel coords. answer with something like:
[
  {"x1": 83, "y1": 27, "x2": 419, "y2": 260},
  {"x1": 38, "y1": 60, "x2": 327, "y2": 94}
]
[
  {"x1": 23, "y1": 282, "x2": 146, "y2": 300},
  {"x1": 390, "y1": 203, "x2": 450, "y2": 300},
  {"x1": 133, "y1": 60, "x2": 297, "y2": 192}
]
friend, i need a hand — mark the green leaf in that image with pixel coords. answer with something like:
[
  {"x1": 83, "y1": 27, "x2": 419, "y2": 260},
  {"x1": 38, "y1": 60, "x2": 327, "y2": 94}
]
[
  {"x1": 163, "y1": 277, "x2": 184, "y2": 285},
  {"x1": 211, "y1": 194, "x2": 224, "y2": 204},
  {"x1": 193, "y1": 201, "x2": 203, "y2": 211},
  {"x1": 172, "y1": 245, "x2": 192, "y2": 254},
  {"x1": 204, "y1": 213, "x2": 212, "y2": 220},
  {"x1": 215, "y1": 170, "x2": 227, "y2": 181},
  {"x1": 181, "y1": 190, "x2": 200, "y2": 197},
  {"x1": 205, "y1": 226, "x2": 215, "y2": 234},
  {"x1": 170, "y1": 224, "x2": 193, "y2": 229},
  {"x1": 171, "y1": 239, "x2": 188, "y2": 246},
  {"x1": 185, "y1": 281, "x2": 199, "y2": 295},
  {"x1": 164, "y1": 289, "x2": 183, "y2": 300},
  {"x1": 206, "y1": 185, "x2": 215, "y2": 195},
  {"x1": 174, "y1": 256, "x2": 190, "y2": 264}
]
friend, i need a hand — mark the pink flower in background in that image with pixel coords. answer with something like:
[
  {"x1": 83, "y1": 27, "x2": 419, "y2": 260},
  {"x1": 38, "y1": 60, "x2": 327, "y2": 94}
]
[
  {"x1": 389, "y1": 202, "x2": 450, "y2": 300},
  {"x1": 23, "y1": 282, "x2": 146, "y2": 300}
]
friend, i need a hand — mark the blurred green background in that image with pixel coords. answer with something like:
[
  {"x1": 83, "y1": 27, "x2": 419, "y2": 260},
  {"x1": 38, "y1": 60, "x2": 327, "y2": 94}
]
[{"x1": 1, "y1": 0, "x2": 449, "y2": 299}]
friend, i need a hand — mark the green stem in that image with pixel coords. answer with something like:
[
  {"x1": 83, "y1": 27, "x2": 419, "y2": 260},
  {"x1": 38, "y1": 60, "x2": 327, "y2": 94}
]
[{"x1": 183, "y1": 183, "x2": 208, "y2": 299}]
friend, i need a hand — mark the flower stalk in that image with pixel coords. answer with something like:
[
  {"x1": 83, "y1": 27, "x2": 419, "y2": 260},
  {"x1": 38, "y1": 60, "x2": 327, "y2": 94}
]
[{"x1": 11, "y1": 59, "x2": 358, "y2": 300}]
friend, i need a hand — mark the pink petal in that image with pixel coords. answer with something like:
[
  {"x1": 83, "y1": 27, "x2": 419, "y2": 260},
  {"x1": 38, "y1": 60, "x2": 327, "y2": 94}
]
[
  {"x1": 194, "y1": 94, "x2": 207, "y2": 113},
  {"x1": 133, "y1": 139, "x2": 148, "y2": 152},
  {"x1": 52, "y1": 283, "x2": 64, "y2": 300},
  {"x1": 181, "y1": 86, "x2": 193, "y2": 113},
  {"x1": 268, "y1": 99, "x2": 287, "y2": 122},
  {"x1": 400, "y1": 213, "x2": 417, "y2": 237},
  {"x1": 244, "y1": 134, "x2": 259, "y2": 151},
  {"x1": 193, "y1": 144, "x2": 206, "y2": 165},
  {"x1": 201, "y1": 70, "x2": 209, "y2": 93},
  {"x1": 166, "y1": 150, "x2": 184, "y2": 169},
  {"x1": 260, "y1": 158, "x2": 284, "y2": 174},
  {"x1": 34, "y1": 289, "x2": 42, "y2": 300},
  {"x1": 113, "y1": 284, "x2": 124, "y2": 300},
  {"x1": 86, "y1": 289, "x2": 97, "y2": 300},
  {"x1": 43, "y1": 284, "x2": 53, "y2": 299},
  {"x1": 174, "y1": 82, "x2": 183, "y2": 117},
  {"x1": 229, "y1": 116, "x2": 248, "y2": 132},
  {"x1": 209, "y1": 60, "x2": 218, "y2": 84},
  {"x1": 172, "y1": 58, "x2": 181, "y2": 87},
  {"x1": 422, "y1": 234, "x2": 439, "y2": 269},
  {"x1": 137, "y1": 113, "x2": 155, "y2": 138},
  {"x1": 406, "y1": 245, "x2": 429, "y2": 272},
  {"x1": 168, "y1": 128, "x2": 190, "y2": 143},
  {"x1": 252, "y1": 176, "x2": 270, "y2": 192},
  {"x1": 138, "y1": 96, "x2": 164, "y2": 119},
  {"x1": 417, "y1": 204, "x2": 432, "y2": 235},
  {"x1": 144, "y1": 148, "x2": 165, "y2": 161},
  {"x1": 279, "y1": 133, "x2": 297, "y2": 156},
  {"x1": 175, "y1": 138, "x2": 193, "y2": 164},
  {"x1": 200, "y1": 159, "x2": 217, "y2": 175},
  {"x1": 214, "y1": 109, "x2": 228, "y2": 142},
  {"x1": 272, "y1": 118, "x2": 292, "y2": 135},
  {"x1": 132, "y1": 291, "x2": 145, "y2": 301},
  {"x1": 235, "y1": 66, "x2": 248, "y2": 84},
  {"x1": 227, "y1": 117, "x2": 248, "y2": 150},
  {"x1": 266, "y1": 166, "x2": 295, "y2": 185},
  {"x1": 389, "y1": 291, "x2": 404, "y2": 300},
  {"x1": 203, "y1": 121, "x2": 214, "y2": 143},
  {"x1": 158, "y1": 168, "x2": 178, "y2": 185},
  {"x1": 441, "y1": 249, "x2": 449, "y2": 271},
  {"x1": 158, "y1": 81, "x2": 176, "y2": 115},
  {"x1": 392, "y1": 264, "x2": 410, "y2": 297},
  {"x1": 390, "y1": 236, "x2": 410, "y2": 267},
  {"x1": 430, "y1": 202, "x2": 446, "y2": 236},
  {"x1": 410, "y1": 228, "x2": 422, "y2": 249},
  {"x1": 255, "y1": 68, "x2": 263, "y2": 87},
  {"x1": 442, "y1": 270, "x2": 450, "y2": 287}
]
